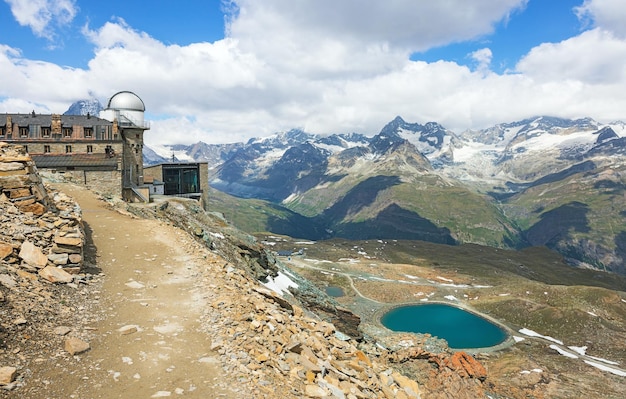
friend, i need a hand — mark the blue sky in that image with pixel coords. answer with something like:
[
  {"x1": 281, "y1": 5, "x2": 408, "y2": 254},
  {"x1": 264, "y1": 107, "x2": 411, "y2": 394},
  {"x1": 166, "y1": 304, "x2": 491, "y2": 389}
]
[
  {"x1": 1, "y1": 0, "x2": 625, "y2": 145},
  {"x1": 415, "y1": 0, "x2": 584, "y2": 72}
]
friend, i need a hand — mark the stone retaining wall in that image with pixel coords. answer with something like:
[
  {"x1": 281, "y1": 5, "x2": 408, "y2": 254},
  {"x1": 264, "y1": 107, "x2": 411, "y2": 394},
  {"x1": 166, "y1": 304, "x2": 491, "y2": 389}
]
[{"x1": 0, "y1": 142, "x2": 84, "y2": 281}]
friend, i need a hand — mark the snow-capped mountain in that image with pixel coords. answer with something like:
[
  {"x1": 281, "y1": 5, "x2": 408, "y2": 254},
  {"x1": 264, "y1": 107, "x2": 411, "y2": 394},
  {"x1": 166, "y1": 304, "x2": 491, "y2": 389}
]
[
  {"x1": 375, "y1": 116, "x2": 459, "y2": 166},
  {"x1": 143, "y1": 115, "x2": 626, "y2": 275},
  {"x1": 64, "y1": 99, "x2": 104, "y2": 116},
  {"x1": 448, "y1": 116, "x2": 626, "y2": 188}
]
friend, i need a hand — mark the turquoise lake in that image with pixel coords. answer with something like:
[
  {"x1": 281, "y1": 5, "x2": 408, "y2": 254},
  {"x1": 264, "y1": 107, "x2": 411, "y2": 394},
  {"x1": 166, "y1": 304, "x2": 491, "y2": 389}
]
[
  {"x1": 325, "y1": 286, "x2": 345, "y2": 297},
  {"x1": 380, "y1": 303, "x2": 507, "y2": 349}
]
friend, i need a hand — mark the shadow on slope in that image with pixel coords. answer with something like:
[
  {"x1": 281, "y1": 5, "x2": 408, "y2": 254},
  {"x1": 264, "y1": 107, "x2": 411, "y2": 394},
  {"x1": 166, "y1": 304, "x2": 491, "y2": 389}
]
[
  {"x1": 322, "y1": 175, "x2": 403, "y2": 221},
  {"x1": 334, "y1": 203, "x2": 456, "y2": 243},
  {"x1": 614, "y1": 232, "x2": 626, "y2": 275},
  {"x1": 524, "y1": 201, "x2": 590, "y2": 247},
  {"x1": 489, "y1": 161, "x2": 597, "y2": 200}
]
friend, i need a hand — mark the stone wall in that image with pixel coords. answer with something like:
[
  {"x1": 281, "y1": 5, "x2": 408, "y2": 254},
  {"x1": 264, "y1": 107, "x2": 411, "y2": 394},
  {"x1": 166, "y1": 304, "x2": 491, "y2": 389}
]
[
  {"x1": 40, "y1": 169, "x2": 123, "y2": 199},
  {"x1": 0, "y1": 142, "x2": 51, "y2": 215},
  {"x1": 0, "y1": 142, "x2": 84, "y2": 280}
]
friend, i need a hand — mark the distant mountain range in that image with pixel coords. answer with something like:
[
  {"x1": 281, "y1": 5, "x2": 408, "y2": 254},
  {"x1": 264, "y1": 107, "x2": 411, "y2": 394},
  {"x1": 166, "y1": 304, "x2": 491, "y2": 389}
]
[{"x1": 144, "y1": 115, "x2": 626, "y2": 275}]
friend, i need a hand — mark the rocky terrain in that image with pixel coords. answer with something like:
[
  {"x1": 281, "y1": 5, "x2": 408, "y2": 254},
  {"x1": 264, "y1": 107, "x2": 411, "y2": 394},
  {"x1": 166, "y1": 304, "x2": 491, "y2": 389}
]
[
  {"x1": 3, "y1": 142, "x2": 625, "y2": 398},
  {"x1": 0, "y1": 142, "x2": 512, "y2": 398}
]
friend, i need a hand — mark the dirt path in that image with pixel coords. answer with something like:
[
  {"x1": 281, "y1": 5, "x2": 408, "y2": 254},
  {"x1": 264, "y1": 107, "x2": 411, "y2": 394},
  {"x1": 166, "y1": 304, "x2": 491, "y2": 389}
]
[{"x1": 44, "y1": 184, "x2": 239, "y2": 398}]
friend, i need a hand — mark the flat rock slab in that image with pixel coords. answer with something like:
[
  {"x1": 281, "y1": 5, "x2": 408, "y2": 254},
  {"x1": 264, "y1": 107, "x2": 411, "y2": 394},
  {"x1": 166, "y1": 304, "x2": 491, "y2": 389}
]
[
  {"x1": 64, "y1": 337, "x2": 90, "y2": 356},
  {"x1": 39, "y1": 266, "x2": 73, "y2": 283},
  {"x1": 19, "y1": 241, "x2": 48, "y2": 268},
  {"x1": 0, "y1": 366, "x2": 17, "y2": 384}
]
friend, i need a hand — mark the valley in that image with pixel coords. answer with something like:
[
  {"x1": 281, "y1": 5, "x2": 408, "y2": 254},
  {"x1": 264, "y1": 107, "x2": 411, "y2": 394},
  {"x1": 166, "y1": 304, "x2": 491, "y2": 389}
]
[
  {"x1": 259, "y1": 233, "x2": 626, "y2": 398},
  {"x1": 143, "y1": 113, "x2": 626, "y2": 396},
  {"x1": 150, "y1": 115, "x2": 626, "y2": 275}
]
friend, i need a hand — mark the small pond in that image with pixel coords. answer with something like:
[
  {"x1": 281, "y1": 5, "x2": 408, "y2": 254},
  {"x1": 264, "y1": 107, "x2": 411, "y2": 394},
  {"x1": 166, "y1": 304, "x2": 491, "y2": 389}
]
[
  {"x1": 380, "y1": 303, "x2": 507, "y2": 349},
  {"x1": 325, "y1": 286, "x2": 345, "y2": 297}
]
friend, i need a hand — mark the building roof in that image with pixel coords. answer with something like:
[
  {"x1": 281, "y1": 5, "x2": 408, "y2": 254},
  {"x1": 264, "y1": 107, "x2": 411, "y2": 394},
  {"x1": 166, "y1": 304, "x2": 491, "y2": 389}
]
[
  {"x1": 2, "y1": 113, "x2": 112, "y2": 127},
  {"x1": 31, "y1": 153, "x2": 119, "y2": 169}
]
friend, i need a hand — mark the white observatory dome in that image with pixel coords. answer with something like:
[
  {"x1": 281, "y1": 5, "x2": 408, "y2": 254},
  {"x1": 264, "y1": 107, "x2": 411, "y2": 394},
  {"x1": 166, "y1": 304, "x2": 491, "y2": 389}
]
[
  {"x1": 100, "y1": 91, "x2": 147, "y2": 128},
  {"x1": 107, "y1": 91, "x2": 145, "y2": 111}
]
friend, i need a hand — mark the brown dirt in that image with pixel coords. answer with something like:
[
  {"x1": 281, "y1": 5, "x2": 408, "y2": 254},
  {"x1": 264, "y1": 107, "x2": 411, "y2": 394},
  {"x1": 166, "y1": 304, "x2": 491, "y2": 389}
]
[{"x1": 34, "y1": 184, "x2": 242, "y2": 398}]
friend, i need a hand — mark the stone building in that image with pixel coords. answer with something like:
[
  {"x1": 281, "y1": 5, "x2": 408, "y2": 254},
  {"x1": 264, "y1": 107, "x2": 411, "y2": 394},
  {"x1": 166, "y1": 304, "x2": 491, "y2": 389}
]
[{"x1": 0, "y1": 91, "x2": 149, "y2": 201}]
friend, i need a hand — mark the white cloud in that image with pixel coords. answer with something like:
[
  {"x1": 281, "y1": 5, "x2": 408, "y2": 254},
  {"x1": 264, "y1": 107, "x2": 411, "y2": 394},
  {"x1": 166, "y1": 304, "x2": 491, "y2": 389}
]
[
  {"x1": 575, "y1": 0, "x2": 626, "y2": 37},
  {"x1": 0, "y1": 44, "x2": 88, "y2": 109},
  {"x1": 470, "y1": 48, "x2": 493, "y2": 74},
  {"x1": 2, "y1": 0, "x2": 626, "y2": 146},
  {"x1": 516, "y1": 29, "x2": 626, "y2": 84},
  {"x1": 5, "y1": 0, "x2": 77, "y2": 39},
  {"x1": 226, "y1": 0, "x2": 527, "y2": 76}
]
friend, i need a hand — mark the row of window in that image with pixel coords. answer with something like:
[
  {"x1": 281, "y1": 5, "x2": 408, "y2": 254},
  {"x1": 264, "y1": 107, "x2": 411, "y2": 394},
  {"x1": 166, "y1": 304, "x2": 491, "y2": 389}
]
[
  {"x1": 22, "y1": 145, "x2": 115, "y2": 154},
  {"x1": 0, "y1": 125, "x2": 116, "y2": 139}
]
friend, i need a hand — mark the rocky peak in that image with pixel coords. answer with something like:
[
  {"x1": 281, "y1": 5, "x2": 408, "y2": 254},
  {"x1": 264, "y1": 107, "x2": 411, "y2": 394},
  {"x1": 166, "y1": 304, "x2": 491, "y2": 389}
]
[
  {"x1": 595, "y1": 126, "x2": 618, "y2": 144},
  {"x1": 63, "y1": 98, "x2": 104, "y2": 116}
]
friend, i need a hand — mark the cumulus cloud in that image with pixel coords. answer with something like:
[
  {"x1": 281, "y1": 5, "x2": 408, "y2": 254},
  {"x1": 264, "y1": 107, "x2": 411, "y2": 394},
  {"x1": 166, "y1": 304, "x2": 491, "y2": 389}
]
[
  {"x1": 516, "y1": 29, "x2": 626, "y2": 84},
  {"x1": 470, "y1": 48, "x2": 493, "y2": 74},
  {"x1": 2, "y1": 0, "x2": 626, "y2": 145},
  {"x1": 226, "y1": 0, "x2": 526, "y2": 77},
  {"x1": 0, "y1": 44, "x2": 88, "y2": 110},
  {"x1": 575, "y1": 0, "x2": 626, "y2": 37},
  {"x1": 5, "y1": 0, "x2": 77, "y2": 40}
]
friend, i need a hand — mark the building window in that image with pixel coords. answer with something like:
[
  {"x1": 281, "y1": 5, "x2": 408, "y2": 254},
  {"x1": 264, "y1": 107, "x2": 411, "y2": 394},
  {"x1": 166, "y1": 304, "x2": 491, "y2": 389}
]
[
  {"x1": 65, "y1": 145, "x2": 72, "y2": 153},
  {"x1": 0, "y1": 127, "x2": 4, "y2": 137},
  {"x1": 44, "y1": 145, "x2": 51, "y2": 153},
  {"x1": 84, "y1": 128, "x2": 93, "y2": 138},
  {"x1": 19, "y1": 127, "x2": 28, "y2": 137},
  {"x1": 63, "y1": 128, "x2": 72, "y2": 138},
  {"x1": 42, "y1": 127, "x2": 50, "y2": 138},
  {"x1": 87, "y1": 145, "x2": 93, "y2": 153}
]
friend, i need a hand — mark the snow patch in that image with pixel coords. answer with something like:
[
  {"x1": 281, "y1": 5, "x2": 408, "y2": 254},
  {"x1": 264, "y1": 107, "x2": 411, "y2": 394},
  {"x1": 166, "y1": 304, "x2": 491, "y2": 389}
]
[
  {"x1": 549, "y1": 345, "x2": 578, "y2": 359},
  {"x1": 518, "y1": 328, "x2": 563, "y2": 345},
  {"x1": 583, "y1": 360, "x2": 626, "y2": 377},
  {"x1": 263, "y1": 271, "x2": 298, "y2": 295}
]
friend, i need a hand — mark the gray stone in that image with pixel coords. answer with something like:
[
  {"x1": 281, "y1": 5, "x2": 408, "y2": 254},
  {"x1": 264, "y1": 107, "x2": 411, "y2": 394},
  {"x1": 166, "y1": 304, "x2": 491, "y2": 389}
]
[
  {"x1": 0, "y1": 274, "x2": 16, "y2": 288},
  {"x1": 54, "y1": 326, "x2": 72, "y2": 336},
  {"x1": 48, "y1": 253, "x2": 69, "y2": 265}
]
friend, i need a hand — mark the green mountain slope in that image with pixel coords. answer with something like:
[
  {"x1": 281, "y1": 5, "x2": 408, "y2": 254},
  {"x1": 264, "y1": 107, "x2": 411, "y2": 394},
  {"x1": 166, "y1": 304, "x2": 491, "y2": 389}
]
[{"x1": 502, "y1": 162, "x2": 626, "y2": 274}]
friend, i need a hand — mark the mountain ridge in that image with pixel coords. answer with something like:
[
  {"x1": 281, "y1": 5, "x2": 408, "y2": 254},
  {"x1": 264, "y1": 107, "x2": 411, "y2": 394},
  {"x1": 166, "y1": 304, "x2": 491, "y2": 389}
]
[{"x1": 145, "y1": 115, "x2": 626, "y2": 275}]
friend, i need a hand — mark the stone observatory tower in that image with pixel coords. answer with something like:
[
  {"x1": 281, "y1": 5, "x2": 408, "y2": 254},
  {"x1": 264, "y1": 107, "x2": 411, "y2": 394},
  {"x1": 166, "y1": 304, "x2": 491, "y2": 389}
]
[{"x1": 99, "y1": 91, "x2": 150, "y2": 195}]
